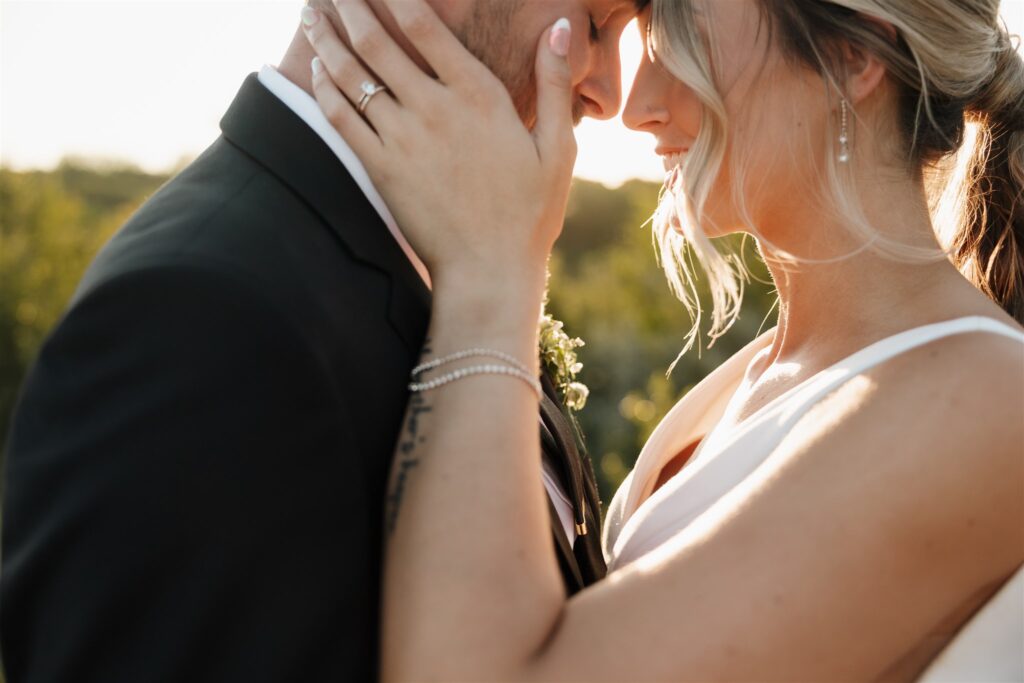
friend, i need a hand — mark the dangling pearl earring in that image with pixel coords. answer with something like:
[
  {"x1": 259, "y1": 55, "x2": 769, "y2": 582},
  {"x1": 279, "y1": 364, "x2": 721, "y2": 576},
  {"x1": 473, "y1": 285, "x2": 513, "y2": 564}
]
[{"x1": 838, "y1": 99, "x2": 851, "y2": 163}]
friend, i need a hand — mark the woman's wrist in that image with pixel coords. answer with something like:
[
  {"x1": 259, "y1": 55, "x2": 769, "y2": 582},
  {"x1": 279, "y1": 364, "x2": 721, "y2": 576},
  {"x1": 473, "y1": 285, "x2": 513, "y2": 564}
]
[
  {"x1": 431, "y1": 263, "x2": 547, "y2": 314},
  {"x1": 429, "y1": 267, "x2": 546, "y2": 368},
  {"x1": 429, "y1": 287, "x2": 543, "y2": 338}
]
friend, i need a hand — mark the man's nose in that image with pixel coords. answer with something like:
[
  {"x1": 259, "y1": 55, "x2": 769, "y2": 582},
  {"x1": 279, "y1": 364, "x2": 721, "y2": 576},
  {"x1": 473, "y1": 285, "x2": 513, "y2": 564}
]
[{"x1": 575, "y1": 46, "x2": 623, "y2": 121}]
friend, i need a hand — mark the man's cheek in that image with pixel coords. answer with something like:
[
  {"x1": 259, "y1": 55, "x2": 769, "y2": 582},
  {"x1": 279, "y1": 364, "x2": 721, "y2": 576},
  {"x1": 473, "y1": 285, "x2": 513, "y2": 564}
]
[
  {"x1": 426, "y1": 0, "x2": 466, "y2": 25},
  {"x1": 566, "y1": 20, "x2": 593, "y2": 85}
]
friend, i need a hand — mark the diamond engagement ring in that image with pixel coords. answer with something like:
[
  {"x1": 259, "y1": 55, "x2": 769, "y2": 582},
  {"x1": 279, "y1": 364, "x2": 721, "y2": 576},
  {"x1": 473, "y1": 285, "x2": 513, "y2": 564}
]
[{"x1": 357, "y1": 81, "x2": 388, "y2": 114}]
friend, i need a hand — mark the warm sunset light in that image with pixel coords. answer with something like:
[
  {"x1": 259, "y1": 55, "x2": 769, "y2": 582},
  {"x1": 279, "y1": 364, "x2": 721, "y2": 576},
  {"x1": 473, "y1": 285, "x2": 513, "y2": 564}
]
[
  {"x1": 6, "y1": 1, "x2": 1018, "y2": 186},
  {"x1": 3, "y1": 4, "x2": 1023, "y2": 679}
]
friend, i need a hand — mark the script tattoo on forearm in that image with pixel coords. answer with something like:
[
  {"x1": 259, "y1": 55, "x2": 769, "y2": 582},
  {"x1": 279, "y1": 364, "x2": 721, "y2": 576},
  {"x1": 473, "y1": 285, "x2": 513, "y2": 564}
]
[{"x1": 385, "y1": 338, "x2": 434, "y2": 536}]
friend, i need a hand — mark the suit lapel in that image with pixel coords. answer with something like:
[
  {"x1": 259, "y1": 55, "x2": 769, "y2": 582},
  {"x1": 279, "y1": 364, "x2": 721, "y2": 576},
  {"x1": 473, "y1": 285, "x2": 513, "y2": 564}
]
[
  {"x1": 546, "y1": 485, "x2": 585, "y2": 594},
  {"x1": 540, "y1": 418, "x2": 582, "y2": 590},
  {"x1": 219, "y1": 74, "x2": 430, "y2": 353},
  {"x1": 540, "y1": 374, "x2": 608, "y2": 587}
]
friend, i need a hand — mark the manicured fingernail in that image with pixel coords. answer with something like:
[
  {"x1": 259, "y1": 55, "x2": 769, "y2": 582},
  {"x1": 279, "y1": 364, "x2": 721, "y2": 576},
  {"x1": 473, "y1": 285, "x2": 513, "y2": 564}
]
[
  {"x1": 301, "y1": 6, "x2": 320, "y2": 27},
  {"x1": 550, "y1": 18, "x2": 571, "y2": 57},
  {"x1": 311, "y1": 56, "x2": 323, "y2": 76}
]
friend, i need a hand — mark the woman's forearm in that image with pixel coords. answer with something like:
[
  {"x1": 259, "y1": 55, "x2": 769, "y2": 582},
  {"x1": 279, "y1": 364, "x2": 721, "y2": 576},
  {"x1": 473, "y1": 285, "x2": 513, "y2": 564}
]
[{"x1": 381, "y1": 278, "x2": 566, "y2": 682}]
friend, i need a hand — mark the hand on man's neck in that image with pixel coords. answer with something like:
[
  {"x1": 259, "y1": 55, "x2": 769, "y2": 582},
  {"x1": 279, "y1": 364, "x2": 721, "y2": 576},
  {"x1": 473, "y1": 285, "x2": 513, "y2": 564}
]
[{"x1": 277, "y1": 1, "x2": 441, "y2": 98}]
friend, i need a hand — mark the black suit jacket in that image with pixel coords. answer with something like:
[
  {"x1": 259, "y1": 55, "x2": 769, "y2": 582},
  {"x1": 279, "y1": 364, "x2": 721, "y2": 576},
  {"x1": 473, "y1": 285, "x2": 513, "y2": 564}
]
[{"x1": 0, "y1": 74, "x2": 604, "y2": 682}]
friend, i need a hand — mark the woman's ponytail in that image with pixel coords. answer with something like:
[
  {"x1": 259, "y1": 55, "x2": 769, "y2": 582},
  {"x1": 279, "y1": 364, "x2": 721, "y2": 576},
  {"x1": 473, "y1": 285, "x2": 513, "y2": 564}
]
[{"x1": 953, "y1": 34, "x2": 1024, "y2": 323}]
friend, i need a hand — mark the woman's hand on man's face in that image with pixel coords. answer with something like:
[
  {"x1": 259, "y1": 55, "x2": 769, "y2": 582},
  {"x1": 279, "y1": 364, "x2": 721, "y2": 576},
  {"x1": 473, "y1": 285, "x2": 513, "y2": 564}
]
[{"x1": 303, "y1": 0, "x2": 578, "y2": 306}]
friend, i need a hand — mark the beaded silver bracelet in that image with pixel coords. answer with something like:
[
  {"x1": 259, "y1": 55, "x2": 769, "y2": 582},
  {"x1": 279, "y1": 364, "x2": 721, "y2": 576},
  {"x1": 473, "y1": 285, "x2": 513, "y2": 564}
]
[
  {"x1": 411, "y1": 348, "x2": 533, "y2": 379},
  {"x1": 408, "y1": 363, "x2": 543, "y2": 400}
]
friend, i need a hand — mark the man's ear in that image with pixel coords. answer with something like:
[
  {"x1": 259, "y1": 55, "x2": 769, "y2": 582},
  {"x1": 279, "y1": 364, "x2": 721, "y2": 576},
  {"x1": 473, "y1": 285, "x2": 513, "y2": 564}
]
[{"x1": 372, "y1": 0, "x2": 471, "y2": 78}]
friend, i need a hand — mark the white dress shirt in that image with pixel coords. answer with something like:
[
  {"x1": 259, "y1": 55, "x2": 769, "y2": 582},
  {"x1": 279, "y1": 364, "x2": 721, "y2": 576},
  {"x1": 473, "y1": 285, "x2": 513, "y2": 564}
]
[{"x1": 257, "y1": 65, "x2": 577, "y2": 546}]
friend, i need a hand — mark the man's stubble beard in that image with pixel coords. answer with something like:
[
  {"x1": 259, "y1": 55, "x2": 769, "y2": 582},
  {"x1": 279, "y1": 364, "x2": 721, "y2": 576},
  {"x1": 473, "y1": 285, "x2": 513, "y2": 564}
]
[{"x1": 459, "y1": 0, "x2": 585, "y2": 128}]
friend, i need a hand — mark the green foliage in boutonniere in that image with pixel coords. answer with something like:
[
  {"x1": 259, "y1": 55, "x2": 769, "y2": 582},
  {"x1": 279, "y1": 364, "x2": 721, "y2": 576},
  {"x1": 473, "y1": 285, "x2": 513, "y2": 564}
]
[{"x1": 539, "y1": 309, "x2": 589, "y2": 412}]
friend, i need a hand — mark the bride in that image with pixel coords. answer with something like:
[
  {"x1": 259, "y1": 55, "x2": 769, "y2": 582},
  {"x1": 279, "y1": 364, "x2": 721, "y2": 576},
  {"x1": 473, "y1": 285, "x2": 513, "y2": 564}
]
[{"x1": 305, "y1": 0, "x2": 1024, "y2": 679}]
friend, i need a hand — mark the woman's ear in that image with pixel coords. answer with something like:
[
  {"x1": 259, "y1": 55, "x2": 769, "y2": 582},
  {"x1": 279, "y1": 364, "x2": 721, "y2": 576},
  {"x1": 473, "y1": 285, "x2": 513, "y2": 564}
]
[
  {"x1": 843, "y1": 16, "x2": 895, "y2": 105},
  {"x1": 842, "y1": 43, "x2": 887, "y2": 105}
]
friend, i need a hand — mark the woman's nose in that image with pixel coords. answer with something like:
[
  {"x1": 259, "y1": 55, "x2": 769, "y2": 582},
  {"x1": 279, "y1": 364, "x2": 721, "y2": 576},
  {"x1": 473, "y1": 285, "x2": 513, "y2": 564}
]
[{"x1": 622, "y1": 60, "x2": 671, "y2": 132}]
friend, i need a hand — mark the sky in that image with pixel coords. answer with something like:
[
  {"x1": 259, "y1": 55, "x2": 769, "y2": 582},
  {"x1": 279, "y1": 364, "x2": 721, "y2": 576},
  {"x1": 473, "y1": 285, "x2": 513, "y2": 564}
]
[{"x1": 2, "y1": 1, "x2": 1023, "y2": 187}]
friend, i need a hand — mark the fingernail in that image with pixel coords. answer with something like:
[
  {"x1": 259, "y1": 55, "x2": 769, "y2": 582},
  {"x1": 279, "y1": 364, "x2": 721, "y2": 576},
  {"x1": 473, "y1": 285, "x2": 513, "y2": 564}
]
[
  {"x1": 301, "y1": 6, "x2": 320, "y2": 27},
  {"x1": 549, "y1": 18, "x2": 571, "y2": 57},
  {"x1": 311, "y1": 56, "x2": 323, "y2": 76}
]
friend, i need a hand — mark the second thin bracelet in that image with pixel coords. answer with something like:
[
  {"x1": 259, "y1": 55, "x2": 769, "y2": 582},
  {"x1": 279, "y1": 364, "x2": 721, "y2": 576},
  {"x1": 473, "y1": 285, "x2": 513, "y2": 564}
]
[{"x1": 408, "y1": 363, "x2": 543, "y2": 400}]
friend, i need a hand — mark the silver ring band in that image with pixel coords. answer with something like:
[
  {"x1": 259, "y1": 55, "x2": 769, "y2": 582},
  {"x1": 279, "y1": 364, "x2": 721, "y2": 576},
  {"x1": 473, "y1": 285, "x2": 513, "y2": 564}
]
[{"x1": 357, "y1": 81, "x2": 388, "y2": 114}]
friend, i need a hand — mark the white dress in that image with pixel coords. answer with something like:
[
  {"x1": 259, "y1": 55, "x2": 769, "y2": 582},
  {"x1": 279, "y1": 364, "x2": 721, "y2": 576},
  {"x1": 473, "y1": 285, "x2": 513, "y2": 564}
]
[{"x1": 603, "y1": 316, "x2": 1024, "y2": 681}]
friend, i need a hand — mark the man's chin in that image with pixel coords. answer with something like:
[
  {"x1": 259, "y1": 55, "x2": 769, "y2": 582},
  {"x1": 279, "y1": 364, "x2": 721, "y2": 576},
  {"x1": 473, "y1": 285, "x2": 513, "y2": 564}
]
[{"x1": 572, "y1": 100, "x2": 585, "y2": 127}]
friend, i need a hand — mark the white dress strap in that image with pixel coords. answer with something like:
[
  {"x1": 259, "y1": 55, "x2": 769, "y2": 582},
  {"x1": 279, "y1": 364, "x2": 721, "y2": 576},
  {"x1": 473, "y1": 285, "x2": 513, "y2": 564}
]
[{"x1": 772, "y1": 316, "x2": 1024, "y2": 427}]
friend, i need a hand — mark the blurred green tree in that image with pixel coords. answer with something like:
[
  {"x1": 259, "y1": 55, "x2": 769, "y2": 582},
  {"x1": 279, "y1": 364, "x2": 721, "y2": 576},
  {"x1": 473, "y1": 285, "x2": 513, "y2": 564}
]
[{"x1": 0, "y1": 163, "x2": 168, "y2": 457}]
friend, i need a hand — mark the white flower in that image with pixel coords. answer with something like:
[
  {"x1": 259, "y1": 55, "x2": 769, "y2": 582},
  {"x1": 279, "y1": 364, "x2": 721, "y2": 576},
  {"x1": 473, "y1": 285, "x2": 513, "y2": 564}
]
[
  {"x1": 538, "y1": 308, "x2": 589, "y2": 412},
  {"x1": 565, "y1": 382, "x2": 590, "y2": 411}
]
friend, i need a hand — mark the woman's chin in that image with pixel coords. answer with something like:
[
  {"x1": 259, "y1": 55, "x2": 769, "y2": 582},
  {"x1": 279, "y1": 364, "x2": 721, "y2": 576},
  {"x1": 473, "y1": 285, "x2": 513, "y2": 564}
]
[{"x1": 661, "y1": 153, "x2": 687, "y2": 173}]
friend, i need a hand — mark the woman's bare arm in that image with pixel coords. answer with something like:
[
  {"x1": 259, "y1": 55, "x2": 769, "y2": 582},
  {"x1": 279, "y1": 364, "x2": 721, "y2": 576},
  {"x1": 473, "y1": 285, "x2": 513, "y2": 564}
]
[
  {"x1": 385, "y1": 326, "x2": 1023, "y2": 683},
  {"x1": 380, "y1": 287, "x2": 566, "y2": 682}
]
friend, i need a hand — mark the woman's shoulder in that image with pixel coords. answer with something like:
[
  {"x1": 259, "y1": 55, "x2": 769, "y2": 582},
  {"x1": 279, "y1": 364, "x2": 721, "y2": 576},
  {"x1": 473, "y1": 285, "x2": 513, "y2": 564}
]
[
  {"x1": 803, "y1": 318, "x2": 1021, "y2": 443},
  {"x1": 862, "y1": 316, "x2": 1024, "y2": 433},
  {"x1": 779, "y1": 315, "x2": 1023, "y2": 497},
  {"x1": 760, "y1": 319, "x2": 1024, "y2": 607}
]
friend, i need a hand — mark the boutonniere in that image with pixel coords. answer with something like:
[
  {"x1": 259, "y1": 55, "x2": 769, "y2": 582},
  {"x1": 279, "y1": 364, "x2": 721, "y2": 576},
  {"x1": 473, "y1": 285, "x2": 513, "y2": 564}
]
[{"x1": 539, "y1": 309, "x2": 589, "y2": 412}]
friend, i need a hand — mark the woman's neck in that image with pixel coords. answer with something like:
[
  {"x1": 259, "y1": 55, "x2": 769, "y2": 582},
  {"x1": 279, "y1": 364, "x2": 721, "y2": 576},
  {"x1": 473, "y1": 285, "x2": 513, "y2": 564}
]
[{"x1": 753, "y1": 167, "x2": 990, "y2": 371}]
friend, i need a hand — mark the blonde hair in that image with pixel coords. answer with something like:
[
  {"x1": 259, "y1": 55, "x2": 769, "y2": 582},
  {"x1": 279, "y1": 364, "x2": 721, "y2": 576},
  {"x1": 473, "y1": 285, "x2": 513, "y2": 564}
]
[{"x1": 650, "y1": 0, "x2": 1024, "y2": 355}]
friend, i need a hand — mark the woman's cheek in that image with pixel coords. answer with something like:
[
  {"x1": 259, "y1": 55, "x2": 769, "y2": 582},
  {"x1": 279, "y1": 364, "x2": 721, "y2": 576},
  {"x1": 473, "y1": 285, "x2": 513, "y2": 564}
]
[{"x1": 671, "y1": 85, "x2": 704, "y2": 139}]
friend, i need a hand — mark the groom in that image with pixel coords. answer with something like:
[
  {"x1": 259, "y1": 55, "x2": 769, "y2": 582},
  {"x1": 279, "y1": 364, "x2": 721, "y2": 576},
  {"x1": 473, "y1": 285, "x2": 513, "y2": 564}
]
[{"x1": 0, "y1": 1, "x2": 641, "y2": 680}]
